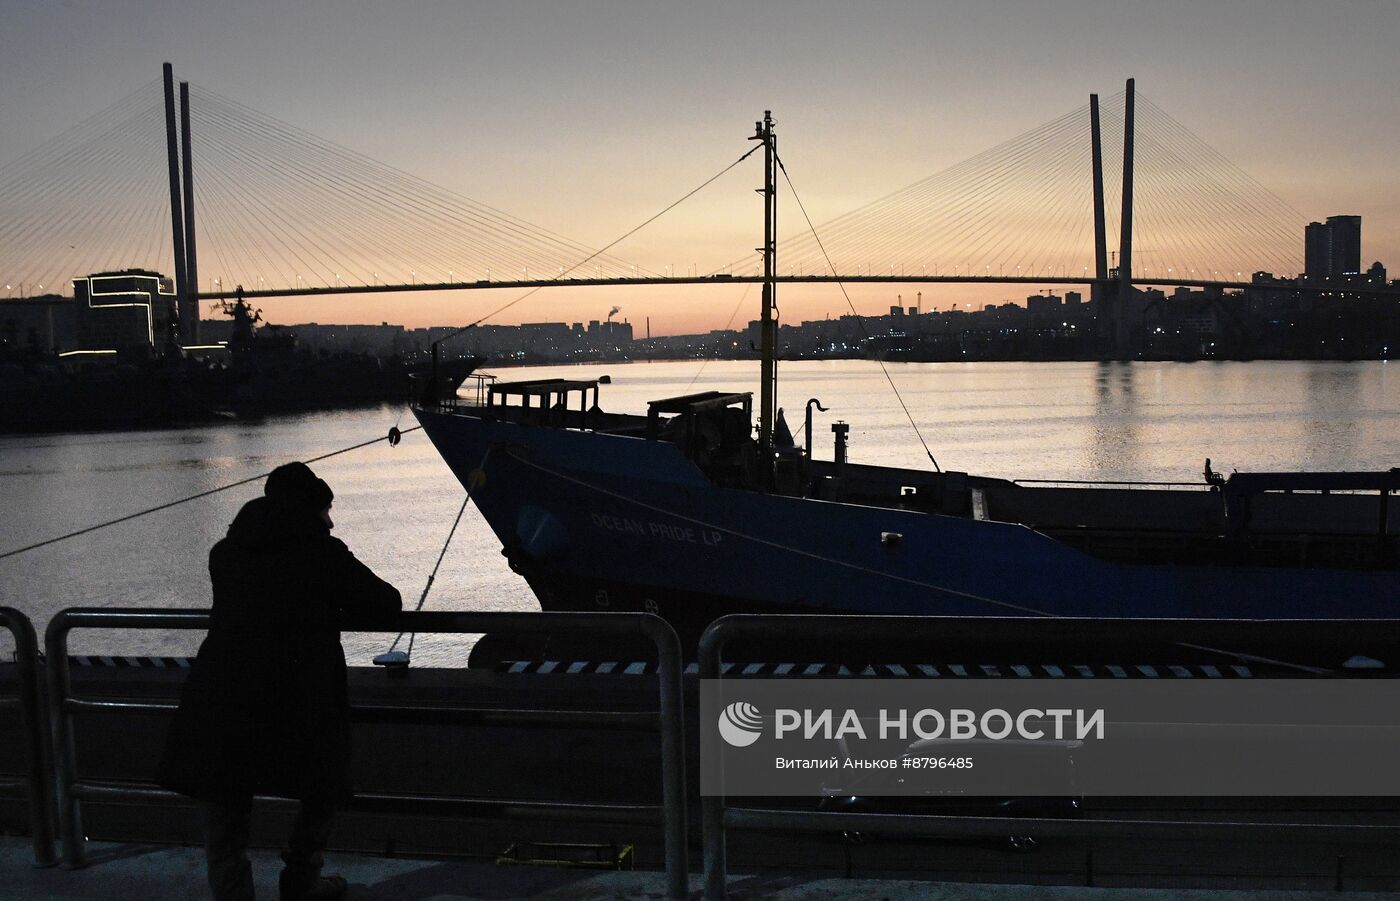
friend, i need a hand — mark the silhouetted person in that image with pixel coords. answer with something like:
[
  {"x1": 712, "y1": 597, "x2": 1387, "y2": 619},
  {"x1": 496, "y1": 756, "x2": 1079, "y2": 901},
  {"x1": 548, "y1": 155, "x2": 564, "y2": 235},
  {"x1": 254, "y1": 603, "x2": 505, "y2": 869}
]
[{"x1": 159, "y1": 462, "x2": 402, "y2": 901}]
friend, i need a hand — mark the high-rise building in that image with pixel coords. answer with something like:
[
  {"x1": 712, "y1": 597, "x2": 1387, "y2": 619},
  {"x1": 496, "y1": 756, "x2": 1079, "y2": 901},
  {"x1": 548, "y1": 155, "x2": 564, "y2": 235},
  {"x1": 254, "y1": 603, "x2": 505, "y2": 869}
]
[
  {"x1": 1304, "y1": 216, "x2": 1362, "y2": 278},
  {"x1": 1326, "y1": 215, "x2": 1361, "y2": 276},
  {"x1": 1304, "y1": 221, "x2": 1330, "y2": 278}
]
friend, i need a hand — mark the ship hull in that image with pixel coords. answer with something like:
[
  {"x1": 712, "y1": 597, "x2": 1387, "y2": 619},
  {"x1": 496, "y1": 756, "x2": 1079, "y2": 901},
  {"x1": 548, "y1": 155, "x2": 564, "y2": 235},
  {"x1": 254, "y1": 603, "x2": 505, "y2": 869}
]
[{"x1": 415, "y1": 406, "x2": 1399, "y2": 651}]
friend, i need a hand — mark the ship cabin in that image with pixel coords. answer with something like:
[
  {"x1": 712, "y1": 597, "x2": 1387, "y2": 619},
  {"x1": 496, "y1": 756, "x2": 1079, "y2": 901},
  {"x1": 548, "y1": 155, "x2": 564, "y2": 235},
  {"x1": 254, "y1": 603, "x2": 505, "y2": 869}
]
[{"x1": 486, "y1": 378, "x2": 601, "y2": 429}]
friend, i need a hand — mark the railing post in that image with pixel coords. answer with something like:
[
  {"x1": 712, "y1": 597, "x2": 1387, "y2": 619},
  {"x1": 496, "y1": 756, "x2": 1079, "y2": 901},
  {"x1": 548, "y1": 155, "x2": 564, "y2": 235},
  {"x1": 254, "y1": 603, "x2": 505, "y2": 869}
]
[
  {"x1": 699, "y1": 617, "x2": 731, "y2": 901},
  {"x1": 642, "y1": 614, "x2": 690, "y2": 900},
  {"x1": 0, "y1": 608, "x2": 57, "y2": 867},
  {"x1": 43, "y1": 610, "x2": 85, "y2": 868}
]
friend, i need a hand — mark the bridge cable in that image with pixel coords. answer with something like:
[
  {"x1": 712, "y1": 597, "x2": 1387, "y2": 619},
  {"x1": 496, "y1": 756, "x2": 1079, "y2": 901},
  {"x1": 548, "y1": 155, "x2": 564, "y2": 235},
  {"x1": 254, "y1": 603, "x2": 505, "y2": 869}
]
[
  {"x1": 193, "y1": 84, "x2": 641, "y2": 267},
  {"x1": 192, "y1": 102, "x2": 552, "y2": 283},
  {"x1": 773, "y1": 150, "x2": 942, "y2": 472},
  {"x1": 764, "y1": 106, "x2": 1085, "y2": 272},
  {"x1": 0, "y1": 426, "x2": 421, "y2": 564},
  {"x1": 734, "y1": 104, "x2": 1093, "y2": 280},
  {"x1": 185, "y1": 84, "x2": 647, "y2": 286}
]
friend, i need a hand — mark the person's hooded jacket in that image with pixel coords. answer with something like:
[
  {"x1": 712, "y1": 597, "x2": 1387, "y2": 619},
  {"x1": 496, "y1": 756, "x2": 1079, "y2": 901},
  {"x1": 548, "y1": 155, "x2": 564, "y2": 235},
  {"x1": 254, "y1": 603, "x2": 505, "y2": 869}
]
[{"x1": 158, "y1": 493, "x2": 401, "y2": 803}]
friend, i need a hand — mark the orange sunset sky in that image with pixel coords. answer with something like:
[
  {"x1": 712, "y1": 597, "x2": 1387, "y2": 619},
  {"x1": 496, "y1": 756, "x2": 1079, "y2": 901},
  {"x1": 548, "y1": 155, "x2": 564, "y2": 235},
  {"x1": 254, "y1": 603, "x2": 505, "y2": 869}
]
[{"x1": 4, "y1": 1, "x2": 1398, "y2": 336}]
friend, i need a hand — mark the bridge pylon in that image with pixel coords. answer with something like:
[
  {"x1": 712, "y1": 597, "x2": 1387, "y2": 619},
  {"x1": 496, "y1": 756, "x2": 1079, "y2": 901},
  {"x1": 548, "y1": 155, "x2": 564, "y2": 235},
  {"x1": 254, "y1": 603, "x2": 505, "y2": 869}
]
[{"x1": 1115, "y1": 77, "x2": 1137, "y2": 359}]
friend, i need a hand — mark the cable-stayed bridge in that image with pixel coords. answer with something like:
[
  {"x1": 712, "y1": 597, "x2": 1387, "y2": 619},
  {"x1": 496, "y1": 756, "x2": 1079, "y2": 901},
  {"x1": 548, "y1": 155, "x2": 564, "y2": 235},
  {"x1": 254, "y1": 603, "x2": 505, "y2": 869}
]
[{"x1": 0, "y1": 66, "x2": 1384, "y2": 345}]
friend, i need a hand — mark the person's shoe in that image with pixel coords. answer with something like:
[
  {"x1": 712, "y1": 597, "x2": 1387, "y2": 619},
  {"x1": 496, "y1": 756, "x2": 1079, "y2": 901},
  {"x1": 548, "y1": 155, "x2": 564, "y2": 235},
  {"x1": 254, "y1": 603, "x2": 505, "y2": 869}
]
[{"x1": 278, "y1": 871, "x2": 347, "y2": 901}]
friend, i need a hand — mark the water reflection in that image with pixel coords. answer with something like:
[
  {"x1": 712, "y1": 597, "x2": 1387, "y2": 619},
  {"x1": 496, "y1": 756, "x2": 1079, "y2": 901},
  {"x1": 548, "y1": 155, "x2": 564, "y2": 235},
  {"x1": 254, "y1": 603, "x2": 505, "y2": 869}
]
[
  {"x1": 1303, "y1": 364, "x2": 1361, "y2": 470},
  {"x1": 0, "y1": 360, "x2": 1393, "y2": 664},
  {"x1": 1087, "y1": 361, "x2": 1140, "y2": 479}
]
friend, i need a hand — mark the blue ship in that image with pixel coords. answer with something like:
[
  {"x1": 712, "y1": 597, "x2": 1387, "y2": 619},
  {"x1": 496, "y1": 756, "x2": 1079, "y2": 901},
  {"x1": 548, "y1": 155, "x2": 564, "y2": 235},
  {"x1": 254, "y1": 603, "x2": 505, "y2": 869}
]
[
  {"x1": 414, "y1": 382, "x2": 1398, "y2": 646},
  {"x1": 413, "y1": 111, "x2": 1398, "y2": 653}
]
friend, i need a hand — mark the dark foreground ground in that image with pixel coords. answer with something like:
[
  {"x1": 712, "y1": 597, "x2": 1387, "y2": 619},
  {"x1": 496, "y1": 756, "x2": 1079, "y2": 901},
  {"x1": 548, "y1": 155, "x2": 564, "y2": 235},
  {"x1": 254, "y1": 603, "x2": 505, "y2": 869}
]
[{"x1": 9, "y1": 835, "x2": 1400, "y2": 901}]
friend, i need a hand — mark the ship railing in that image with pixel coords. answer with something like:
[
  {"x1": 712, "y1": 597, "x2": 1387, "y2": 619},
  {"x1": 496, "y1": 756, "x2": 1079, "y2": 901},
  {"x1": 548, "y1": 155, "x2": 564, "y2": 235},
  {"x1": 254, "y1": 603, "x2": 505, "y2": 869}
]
[
  {"x1": 457, "y1": 371, "x2": 497, "y2": 409},
  {"x1": 0, "y1": 607, "x2": 56, "y2": 867},
  {"x1": 414, "y1": 371, "x2": 497, "y2": 413},
  {"x1": 1012, "y1": 479, "x2": 1209, "y2": 490},
  {"x1": 698, "y1": 613, "x2": 1400, "y2": 901},
  {"x1": 44, "y1": 607, "x2": 689, "y2": 900}
]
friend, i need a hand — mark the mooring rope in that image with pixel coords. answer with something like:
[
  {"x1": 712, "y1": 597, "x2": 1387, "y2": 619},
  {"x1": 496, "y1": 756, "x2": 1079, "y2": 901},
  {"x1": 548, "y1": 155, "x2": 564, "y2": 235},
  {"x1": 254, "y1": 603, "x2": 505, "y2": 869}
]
[
  {"x1": 0, "y1": 425, "x2": 421, "y2": 563},
  {"x1": 382, "y1": 446, "x2": 494, "y2": 660}
]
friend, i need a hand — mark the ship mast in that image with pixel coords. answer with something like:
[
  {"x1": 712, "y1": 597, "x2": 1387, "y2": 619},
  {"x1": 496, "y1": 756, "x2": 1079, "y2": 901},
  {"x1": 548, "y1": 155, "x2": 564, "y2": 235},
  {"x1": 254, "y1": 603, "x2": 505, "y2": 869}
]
[{"x1": 752, "y1": 111, "x2": 777, "y2": 456}]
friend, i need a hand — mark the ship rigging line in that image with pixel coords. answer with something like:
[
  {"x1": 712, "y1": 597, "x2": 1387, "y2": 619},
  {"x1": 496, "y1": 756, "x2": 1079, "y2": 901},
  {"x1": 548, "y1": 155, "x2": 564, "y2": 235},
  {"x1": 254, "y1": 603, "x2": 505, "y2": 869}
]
[
  {"x1": 502, "y1": 448, "x2": 1335, "y2": 676},
  {"x1": 432, "y1": 144, "x2": 763, "y2": 348},
  {"x1": 685, "y1": 280, "x2": 754, "y2": 393},
  {"x1": 0, "y1": 426, "x2": 422, "y2": 563},
  {"x1": 773, "y1": 151, "x2": 942, "y2": 473},
  {"x1": 383, "y1": 446, "x2": 494, "y2": 660}
]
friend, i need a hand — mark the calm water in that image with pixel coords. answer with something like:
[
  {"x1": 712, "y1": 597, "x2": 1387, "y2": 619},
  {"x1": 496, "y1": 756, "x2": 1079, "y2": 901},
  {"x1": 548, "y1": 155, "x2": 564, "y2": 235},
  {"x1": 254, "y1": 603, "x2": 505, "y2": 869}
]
[{"x1": 1, "y1": 360, "x2": 1394, "y2": 664}]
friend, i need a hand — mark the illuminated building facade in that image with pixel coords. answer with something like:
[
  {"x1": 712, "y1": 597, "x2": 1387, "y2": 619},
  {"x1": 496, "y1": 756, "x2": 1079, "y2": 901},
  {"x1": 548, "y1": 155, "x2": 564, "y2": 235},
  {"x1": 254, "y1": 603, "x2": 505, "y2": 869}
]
[{"x1": 72, "y1": 270, "x2": 176, "y2": 357}]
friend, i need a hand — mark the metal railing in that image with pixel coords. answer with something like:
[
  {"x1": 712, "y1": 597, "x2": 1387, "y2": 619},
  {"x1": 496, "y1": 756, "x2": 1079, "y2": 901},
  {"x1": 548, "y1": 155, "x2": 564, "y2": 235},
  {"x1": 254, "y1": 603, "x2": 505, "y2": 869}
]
[
  {"x1": 698, "y1": 613, "x2": 1400, "y2": 901},
  {"x1": 0, "y1": 607, "x2": 56, "y2": 867},
  {"x1": 1011, "y1": 479, "x2": 1207, "y2": 490},
  {"x1": 46, "y1": 607, "x2": 689, "y2": 899}
]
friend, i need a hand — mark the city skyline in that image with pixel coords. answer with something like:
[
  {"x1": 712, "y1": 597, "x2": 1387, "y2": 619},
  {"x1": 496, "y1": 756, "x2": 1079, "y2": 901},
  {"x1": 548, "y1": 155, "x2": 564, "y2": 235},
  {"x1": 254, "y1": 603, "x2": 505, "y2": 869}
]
[{"x1": 4, "y1": 1, "x2": 1399, "y2": 335}]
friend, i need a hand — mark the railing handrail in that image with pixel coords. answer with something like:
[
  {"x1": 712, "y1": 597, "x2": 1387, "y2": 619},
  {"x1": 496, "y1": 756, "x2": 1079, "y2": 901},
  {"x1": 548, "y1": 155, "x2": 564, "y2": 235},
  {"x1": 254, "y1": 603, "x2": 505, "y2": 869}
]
[
  {"x1": 726, "y1": 807, "x2": 1400, "y2": 845},
  {"x1": 45, "y1": 607, "x2": 688, "y2": 899},
  {"x1": 698, "y1": 612, "x2": 1400, "y2": 901},
  {"x1": 0, "y1": 607, "x2": 56, "y2": 868}
]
